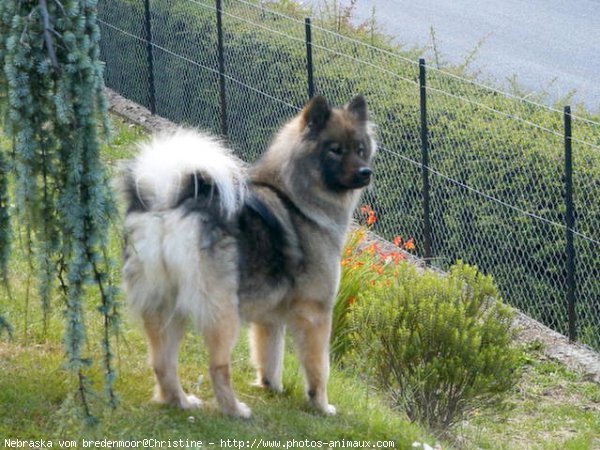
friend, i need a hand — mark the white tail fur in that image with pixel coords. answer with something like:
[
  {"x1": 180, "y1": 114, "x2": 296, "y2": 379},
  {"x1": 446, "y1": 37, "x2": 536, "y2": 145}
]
[{"x1": 130, "y1": 129, "x2": 247, "y2": 218}]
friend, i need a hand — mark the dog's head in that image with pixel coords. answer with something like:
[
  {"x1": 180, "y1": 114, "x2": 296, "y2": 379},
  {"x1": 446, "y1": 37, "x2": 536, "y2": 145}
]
[{"x1": 299, "y1": 95, "x2": 376, "y2": 192}]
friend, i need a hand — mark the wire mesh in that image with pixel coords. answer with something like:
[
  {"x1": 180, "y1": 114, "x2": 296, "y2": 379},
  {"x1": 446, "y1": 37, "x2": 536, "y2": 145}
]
[
  {"x1": 220, "y1": 0, "x2": 305, "y2": 160},
  {"x1": 572, "y1": 116, "x2": 600, "y2": 348},
  {"x1": 425, "y1": 68, "x2": 574, "y2": 336},
  {"x1": 98, "y1": 1, "x2": 151, "y2": 110},
  {"x1": 150, "y1": 0, "x2": 222, "y2": 131},
  {"x1": 97, "y1": 0, "x2": 600, "y2": 351}
]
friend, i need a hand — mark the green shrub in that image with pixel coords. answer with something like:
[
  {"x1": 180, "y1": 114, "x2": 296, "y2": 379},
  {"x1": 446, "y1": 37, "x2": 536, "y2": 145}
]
[{"x1": 348, "y1": 260, "x2": 520, "y2": 431}]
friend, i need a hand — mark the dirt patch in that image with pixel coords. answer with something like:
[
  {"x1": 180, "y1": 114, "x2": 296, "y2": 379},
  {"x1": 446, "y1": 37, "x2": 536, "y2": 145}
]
[{"x1": 105, "y1": 87, "x2": 600, "y2": 385}]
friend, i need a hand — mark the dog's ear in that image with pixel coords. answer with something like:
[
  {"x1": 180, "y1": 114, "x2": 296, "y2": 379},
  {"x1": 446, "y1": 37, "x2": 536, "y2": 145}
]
[
  {"x1": 345, "y1": 95, "x2": 368, "y2": 122},
  {"x1": 302, "y1": 95, "x2": 331, "y2": 132}
]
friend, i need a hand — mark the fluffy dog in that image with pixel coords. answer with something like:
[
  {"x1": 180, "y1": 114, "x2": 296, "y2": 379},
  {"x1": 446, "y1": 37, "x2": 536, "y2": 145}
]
[{"x1": 120, "y1": 95, "x2": 376, "y2": 418}]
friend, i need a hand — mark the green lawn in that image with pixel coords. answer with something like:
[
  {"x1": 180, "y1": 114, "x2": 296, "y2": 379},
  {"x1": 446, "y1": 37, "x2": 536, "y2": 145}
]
[
  {"x1": 0, "y1": 327, "x2": 429, "y2": 448},
  {"x1": 0, "y1": 116, "x2": 598, "y2": 449},
  {"x1": 454, "y1": 345, "x2": 600, "y2": 449}
]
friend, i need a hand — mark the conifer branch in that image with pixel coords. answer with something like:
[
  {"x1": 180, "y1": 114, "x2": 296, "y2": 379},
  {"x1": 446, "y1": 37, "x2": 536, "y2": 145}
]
[
  {"x1": 77, "y1": 370, "x2": 93, "y2": 421},
  {"x1": 38, "y1": 0, "x2": 59, "y2": 72},
  {"x1": 90, "y1": 255, "x2": 118, "y2": 408},
  {"x1": 1, "y1": 0, "x2": 116, "y2": 421}
]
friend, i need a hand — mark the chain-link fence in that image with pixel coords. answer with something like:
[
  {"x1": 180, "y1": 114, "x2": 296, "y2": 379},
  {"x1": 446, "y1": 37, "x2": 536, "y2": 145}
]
[{"x1": 98, "y1": 0, "x2": 600, "y2": 351}]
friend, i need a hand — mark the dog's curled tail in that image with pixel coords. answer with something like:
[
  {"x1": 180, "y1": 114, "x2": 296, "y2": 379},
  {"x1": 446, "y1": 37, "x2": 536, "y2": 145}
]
[{"x1": 120, "y1": 129, "x2": 247, "y2": 219}]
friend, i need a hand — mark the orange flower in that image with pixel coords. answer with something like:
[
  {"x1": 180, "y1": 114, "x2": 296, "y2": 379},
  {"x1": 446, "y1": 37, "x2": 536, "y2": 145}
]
[
  {"x1": 360, "y1": 205, "x2": 376, "y2": 226},
  {"x1": 374, "y1": 265, "x2": 384, "y2": 275},
  {"x1": 367, "y1": 242, "x2": 379, "y2": 254},
  {"x1": 403, "y1": 238, "x2": 415, "y2": 251},
  {"x1": 389, "y1": 251, "x2": 405, "y2": 264},
  {"x1": 392, "y1": 236, "x2": 402, "y2": 247},
  {"x1": 346, "y1": 296, "x2": 356, "y2": 306},
  {"x1": 366, "y1": 212, "x2": 376, "y2": 226}
]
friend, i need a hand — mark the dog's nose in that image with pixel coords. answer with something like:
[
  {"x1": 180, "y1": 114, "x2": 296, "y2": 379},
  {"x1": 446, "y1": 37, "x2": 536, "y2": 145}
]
[{"x1": 357, "y1": 167, "x2": 372, "y2": 181}]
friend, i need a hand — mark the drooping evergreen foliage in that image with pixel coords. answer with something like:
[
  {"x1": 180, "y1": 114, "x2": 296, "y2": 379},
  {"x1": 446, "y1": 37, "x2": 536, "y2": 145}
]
[
  {"x1": 0, "y1": 0, "x2": 118, "y2": 418},
  {"x1": 0, "y1": 150, "x2": 9, "y2": 282},
  {"x1": 0, "y1": 150, "x2": 10, "y2": 338}
]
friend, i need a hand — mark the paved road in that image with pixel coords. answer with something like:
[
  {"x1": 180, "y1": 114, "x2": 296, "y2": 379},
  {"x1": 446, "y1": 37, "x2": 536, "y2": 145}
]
[{"x1": 314, "y1": 0, "x2": 600, "y2": 112}]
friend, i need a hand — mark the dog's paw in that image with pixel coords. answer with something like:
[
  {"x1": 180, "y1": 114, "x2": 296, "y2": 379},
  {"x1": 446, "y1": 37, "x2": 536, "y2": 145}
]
[
  {"x1": 234, "y1": 401, "x2": 252, "y2": 419},
  {"x1": 178, "y1": 394, "x2": 203, "y2": 410},
  {"x1": 153, "y1": 392, "x2": 202, "y2": 410},
  {"x1": 221, "y1": 400, "x2": 252, "y2": 419},
  {"x1": 321, "y1": 404, "x2": 337, "y2": 416},
  {"x1": 309, "y1": 400, "x2": 336, "y2": 416}
]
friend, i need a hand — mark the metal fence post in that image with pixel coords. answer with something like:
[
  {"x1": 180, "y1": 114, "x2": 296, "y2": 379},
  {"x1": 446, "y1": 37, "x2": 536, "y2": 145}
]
[
  {"x1": 419, "y1": 58, "x2": 433, "y2": 263},
  {"x1": 563, "y1": 106, "x2": 576, "y2": 342},
  {"x1": 143, "y1": 0, "x2": 156, "y2": 114},
  {"x1": 305, "y1": 18, "x2": 314, "y2": 100},
  {"x1": 216, "y1": 0, "x2": 228, "y2": 137}
]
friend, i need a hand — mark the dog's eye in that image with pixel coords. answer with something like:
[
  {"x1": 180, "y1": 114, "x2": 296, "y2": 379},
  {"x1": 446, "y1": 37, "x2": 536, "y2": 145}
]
[
  {"x1": 357, "y1": 143, "x2": 366, "y2": 157},
  {"x1": 328, "y1": 143, "x2": 343, "y2": 155}
]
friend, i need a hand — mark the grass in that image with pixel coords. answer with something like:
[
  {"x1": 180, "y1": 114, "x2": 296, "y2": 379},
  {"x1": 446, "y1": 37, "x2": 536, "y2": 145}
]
[
  {"x1": 1, "y1": 116, "x2": 599, "y2": 449},
  {"x1": 0, "y1": 327, "x2": 428, "y2": 448},
  {"x1": 455, "y1": 347, "x2": 600, "y2": 449}
]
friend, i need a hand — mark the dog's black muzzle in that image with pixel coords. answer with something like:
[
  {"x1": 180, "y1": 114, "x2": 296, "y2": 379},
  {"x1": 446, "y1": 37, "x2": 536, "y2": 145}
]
[{"x1": 348, "y1": 166, "x2": 372, "y2": 189}]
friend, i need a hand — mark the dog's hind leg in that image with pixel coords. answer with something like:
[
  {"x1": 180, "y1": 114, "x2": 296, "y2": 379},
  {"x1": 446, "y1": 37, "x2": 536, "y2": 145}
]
[
  {"x1": 249, "y1": 322, "x2": 285, "y2": 392},
  {"x1": 288, "y1": 300, "x2": 336, "y2": 416},
  {"x1": 203, "y1": 306, "x2": 251, "y2": 418},
  {"x1": 143, "y1": 314, "x2": 202, "y2": 410}
]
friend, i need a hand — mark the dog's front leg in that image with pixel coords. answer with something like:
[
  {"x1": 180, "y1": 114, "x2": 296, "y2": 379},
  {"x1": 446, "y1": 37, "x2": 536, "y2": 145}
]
[{"x1": 288, "y1": 300, "x2": 336, "y2": 415}]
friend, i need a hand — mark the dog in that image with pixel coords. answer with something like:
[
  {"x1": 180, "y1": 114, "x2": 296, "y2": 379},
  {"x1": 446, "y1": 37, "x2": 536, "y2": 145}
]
[{"x1": 120, "y1": 95, "x2": 376, "y2": 418}]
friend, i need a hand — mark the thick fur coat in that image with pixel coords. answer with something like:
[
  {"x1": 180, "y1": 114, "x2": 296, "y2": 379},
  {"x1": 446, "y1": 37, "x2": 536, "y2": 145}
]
[{"x1": 120, "y1": 95, "x2": 376, "y2": 418}]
